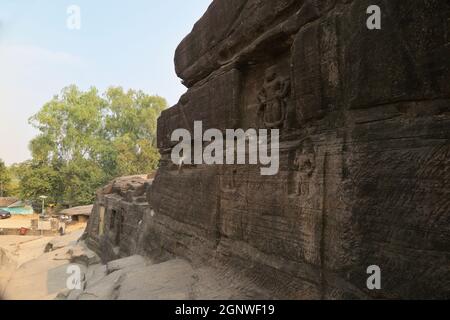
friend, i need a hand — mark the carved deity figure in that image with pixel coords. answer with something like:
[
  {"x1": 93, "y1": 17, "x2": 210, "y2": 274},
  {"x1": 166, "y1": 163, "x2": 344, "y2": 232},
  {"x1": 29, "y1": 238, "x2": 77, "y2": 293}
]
[
  {"x1": 257, "y1": 66, "x2": 290, "y2": 129},
  {"x1": 289, "y1": 139, "x2": 316, "y2": 196},
  {"x1": 296, "y1": 140, "x2": 316, "y2": 196}
]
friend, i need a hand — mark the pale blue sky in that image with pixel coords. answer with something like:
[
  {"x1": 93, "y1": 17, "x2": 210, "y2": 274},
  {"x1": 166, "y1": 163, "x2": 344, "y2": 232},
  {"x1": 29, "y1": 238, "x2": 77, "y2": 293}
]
[{"x1": 0, "y1": 0, "x2": 212, "y2": 165}]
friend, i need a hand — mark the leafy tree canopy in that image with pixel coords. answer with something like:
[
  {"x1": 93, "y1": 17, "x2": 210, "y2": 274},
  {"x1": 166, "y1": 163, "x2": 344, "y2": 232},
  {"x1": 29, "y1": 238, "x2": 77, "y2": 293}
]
[
  {"x1": 0, "y1": 159, "x2": 12, "y2": 197},
  {"x1": 18, "y1": 85, "x2": 166, "y2": 207}
]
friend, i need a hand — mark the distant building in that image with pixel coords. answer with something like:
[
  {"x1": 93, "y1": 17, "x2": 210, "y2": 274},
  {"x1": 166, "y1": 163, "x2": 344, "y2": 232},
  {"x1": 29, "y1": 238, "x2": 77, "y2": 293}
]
[
  {"x1": 0, "y1": 197, "x2": 34, "y2": 215},
  {"x1": 0, "y1": 197, "x2": 18, "y2": 207},
  {"x1": 60, "y1": 205, "x2": 93, "y2": 223}
]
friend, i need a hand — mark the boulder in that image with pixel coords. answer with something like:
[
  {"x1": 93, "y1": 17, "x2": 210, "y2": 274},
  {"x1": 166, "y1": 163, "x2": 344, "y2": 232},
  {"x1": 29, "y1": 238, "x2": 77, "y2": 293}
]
[{"x1": 106, "y1": 255, "x2": 148, "y2": 274}]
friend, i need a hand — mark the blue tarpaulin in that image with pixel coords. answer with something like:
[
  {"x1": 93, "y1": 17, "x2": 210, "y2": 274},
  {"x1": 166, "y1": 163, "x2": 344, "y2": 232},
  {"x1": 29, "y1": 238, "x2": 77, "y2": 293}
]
[{"x1": 0, "y1": 206, "x2": 34, "y2": 215}]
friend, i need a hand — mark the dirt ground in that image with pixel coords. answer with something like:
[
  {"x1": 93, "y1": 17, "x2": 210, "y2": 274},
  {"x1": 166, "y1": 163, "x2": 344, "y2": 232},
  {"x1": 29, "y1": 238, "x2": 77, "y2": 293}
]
[
  {"x1": 0, "y1": 214, "x2": 39, "y2": 229},
  {"x1": 0, "y1": 214, "x2": 86, "y2": 232},
  {"x1": 0, "y1": 219, "x2": 87, "y2": 300}
]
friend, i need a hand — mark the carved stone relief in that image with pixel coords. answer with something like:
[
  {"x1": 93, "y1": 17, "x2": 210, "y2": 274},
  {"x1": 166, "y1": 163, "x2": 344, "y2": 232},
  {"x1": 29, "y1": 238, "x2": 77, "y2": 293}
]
[
  {"x1": 288, "y1": 139, "x2": 316, "y2": 196},
  {"x1": 257, "y1": 66, "x2": 291, "y2": 129}
]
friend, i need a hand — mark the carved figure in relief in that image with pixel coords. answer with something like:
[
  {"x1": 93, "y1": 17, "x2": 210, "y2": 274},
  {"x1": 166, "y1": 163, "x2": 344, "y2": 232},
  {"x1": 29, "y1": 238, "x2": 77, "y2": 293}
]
[
  {"x1": 289, "y1": 139, "x2": 316, "y2": 196},
  {"x1": 257, "y1": 66, "x2": 290, "y2": 129}
]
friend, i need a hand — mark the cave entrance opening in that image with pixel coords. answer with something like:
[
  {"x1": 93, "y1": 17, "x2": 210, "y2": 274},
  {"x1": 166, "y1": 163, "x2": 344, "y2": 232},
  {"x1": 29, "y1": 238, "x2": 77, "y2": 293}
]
[
  {"x1": 115, "y1": 211, "x2": 124, "y2": 246},
  {"x1": 110, "y1": 209, "x2": 117, "y2": 230}
]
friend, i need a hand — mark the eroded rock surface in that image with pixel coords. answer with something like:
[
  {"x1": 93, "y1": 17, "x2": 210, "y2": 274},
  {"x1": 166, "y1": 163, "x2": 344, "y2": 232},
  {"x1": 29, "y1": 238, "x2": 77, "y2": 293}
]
[
  {"x1": 86, "y1": 0, "x2": 450, "y2": 299},
  {"x1": 1, "y1": 231, "x2": 86, "y2": 300}
]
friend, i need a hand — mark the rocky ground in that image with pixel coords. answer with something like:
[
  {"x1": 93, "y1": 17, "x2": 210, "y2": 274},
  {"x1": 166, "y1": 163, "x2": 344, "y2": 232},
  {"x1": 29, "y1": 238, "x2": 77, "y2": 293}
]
[
  {"x1": 57, "y1": 255, "x2": 272, "y2": 300},
  {"x1": 0, "y1": 230, "x2": 85, "y2": 299},
  {"x1": 1, "y1": 225, "x2": 269, "y2": 300}
]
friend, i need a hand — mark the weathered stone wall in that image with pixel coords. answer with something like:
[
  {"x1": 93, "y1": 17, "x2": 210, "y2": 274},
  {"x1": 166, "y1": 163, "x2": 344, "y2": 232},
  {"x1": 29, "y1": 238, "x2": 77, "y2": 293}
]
[
  {"x1": 0, "y1": 247, "x2": 16, "y2": 295},
  {"x1": 86, "y1": 175, "x2": 152, "y2": 261},
  {"x1": 87, "y1": 0, "x2": 450, "y2": 299}
]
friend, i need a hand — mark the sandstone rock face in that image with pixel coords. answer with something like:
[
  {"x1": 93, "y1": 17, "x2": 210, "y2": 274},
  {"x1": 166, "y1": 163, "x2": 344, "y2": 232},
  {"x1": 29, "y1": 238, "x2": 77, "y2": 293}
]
[
  {"x1": 85, "y1": 175, "x2": 153, "y2": 260},
  {"x1": 87, "y1": 0, "x2": 450, "y2": 299}
]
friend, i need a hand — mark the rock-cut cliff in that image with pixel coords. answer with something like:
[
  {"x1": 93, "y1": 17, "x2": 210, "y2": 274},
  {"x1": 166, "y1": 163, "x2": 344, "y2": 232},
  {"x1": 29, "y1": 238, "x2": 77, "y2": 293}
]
[{"x1": 86, "y1": 0, "x2": 450, "y2": 299}]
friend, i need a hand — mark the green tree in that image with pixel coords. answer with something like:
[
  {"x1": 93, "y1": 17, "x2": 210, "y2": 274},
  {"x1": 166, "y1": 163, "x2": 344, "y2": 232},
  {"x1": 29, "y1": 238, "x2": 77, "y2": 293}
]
[
  {"x1": 0, "y1": 159, "x2": 11, "y2": 197},
  {"x1": 4, "y1": 163, "x2": 21, "y2": 197},
  {"x1": 103, "y1": 87, "x2": 166, "y2": 176},
  {"x1": 17, "y1": 161, "x2": 63, "y2": 205},
  {"x1": 22, "y1": 85, "x2": 167, "y2": 207}
]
